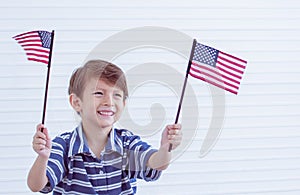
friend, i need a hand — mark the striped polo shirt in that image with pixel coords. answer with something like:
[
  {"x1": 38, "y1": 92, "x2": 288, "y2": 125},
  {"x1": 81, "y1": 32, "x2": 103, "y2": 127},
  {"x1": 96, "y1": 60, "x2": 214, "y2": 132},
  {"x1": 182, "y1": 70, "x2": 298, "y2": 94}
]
[{"x1": 40, "y1": 124, "x2": 162, "y2": 194}]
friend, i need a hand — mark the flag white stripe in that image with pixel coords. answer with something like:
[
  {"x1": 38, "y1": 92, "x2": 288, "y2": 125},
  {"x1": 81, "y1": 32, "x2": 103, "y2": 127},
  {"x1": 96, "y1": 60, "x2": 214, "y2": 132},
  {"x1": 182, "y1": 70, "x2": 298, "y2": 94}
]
[
  {"x1": 192, "y1": 60, "x2": 241, "y2": 86},
  {"x1": 216, "y1": 62, "x2": 243, "y2": 79},
  {"x1": 190, "y1": 62, "x2": 240, "y2": 90},
  {"x1": 13, "y1": 30, "x2": 51, "y2": 65},
  {"x1": 189, "y1": 69, "x2": 239, "y2": 94},
  {"x1": 218, "y1": 55, "x2": 246, "y2": 73}
]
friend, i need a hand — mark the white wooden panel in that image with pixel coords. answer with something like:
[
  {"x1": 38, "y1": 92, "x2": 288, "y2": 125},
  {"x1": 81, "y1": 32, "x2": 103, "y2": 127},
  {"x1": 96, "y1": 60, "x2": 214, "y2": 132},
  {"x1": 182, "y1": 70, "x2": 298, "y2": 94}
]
[{"x1": 0, "y1": 0, "x2": 300, "y2": 194}]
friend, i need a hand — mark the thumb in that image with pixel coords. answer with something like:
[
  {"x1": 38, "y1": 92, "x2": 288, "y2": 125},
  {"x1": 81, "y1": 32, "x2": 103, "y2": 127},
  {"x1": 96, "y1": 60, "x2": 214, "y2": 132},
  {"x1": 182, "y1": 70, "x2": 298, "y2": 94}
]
[
  {"x1": 38, "y1": 125, "x2": 51, "y2": 141},
  {"x1": 42, "y1": 127, "x2": 51, "y2": 140},
  {"x1": 42, "y1": 127, "x2": 52, "y2": 150},
  {"x1": 161, "y1": 126, "x2": 170, "y2": 146}
]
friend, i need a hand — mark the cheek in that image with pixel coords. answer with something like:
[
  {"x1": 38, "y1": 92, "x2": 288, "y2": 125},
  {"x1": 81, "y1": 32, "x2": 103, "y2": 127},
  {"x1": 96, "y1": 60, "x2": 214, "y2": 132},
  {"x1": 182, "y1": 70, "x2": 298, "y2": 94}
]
[
  {"x1": 115, "y1": 102, "x2": 125, "y2": 114},
  {"x1": 83, "y1": 101, "x2": 98, "y2": 113},
  {"x1": 91, "y1": 97, "x2": 101, "y2": 105}
]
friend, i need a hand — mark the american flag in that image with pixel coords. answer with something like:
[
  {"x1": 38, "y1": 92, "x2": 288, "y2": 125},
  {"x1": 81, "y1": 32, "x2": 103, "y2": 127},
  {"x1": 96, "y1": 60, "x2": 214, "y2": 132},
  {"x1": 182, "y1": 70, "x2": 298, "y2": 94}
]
[
  {"x1": 13, "y1": 30, "x2": 52, "y2": 65},
  {"x1": 189, "y1": 41, "x2": 247, "y2": 95}
]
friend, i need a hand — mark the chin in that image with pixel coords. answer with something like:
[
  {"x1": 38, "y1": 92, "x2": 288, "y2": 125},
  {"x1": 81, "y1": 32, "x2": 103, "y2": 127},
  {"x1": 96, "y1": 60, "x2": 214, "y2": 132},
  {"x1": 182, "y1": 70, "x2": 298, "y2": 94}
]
[{"x1": 98, "y1": 123, "x2": 114, "y2": 130}]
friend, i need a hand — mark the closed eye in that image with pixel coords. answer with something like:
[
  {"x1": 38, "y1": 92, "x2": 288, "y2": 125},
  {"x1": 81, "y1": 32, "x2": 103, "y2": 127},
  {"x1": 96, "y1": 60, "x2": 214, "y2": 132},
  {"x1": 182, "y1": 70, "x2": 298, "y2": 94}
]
[
  {"x1": 93, "y1": 91, "x2": 103, "y2": 96},
  {"x1": 114, "y1": 93, "x2": 123, "y2": 98}
]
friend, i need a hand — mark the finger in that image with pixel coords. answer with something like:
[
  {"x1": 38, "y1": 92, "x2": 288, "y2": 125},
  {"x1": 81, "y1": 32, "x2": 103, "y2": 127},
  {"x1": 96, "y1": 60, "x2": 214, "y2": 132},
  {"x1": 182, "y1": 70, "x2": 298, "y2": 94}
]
[
  {"x1": 34, "y1": 130, "x2": 47, "y2": 139},
  {"x1": 168, "y1": 133, "x2": 182, "y2": 140},
  {"x1": 32, "y1": 137, "x2": 46, "y2": 146},
  {"x1": 33, "y1": 143, "x2": 46, "y2": 151},
  {"x1": 33, "y1": 137, "x2": 47, "y2": 145},
  {"x1": 36, "y1": 123, "x2": 44, "y2": 132},
  {"x1": 169, "y1": 134, "x2": 182, "y2": 144},
  {"x1": 173, "y1": 123, "x2": 182, "y2": 129},
  {"x1": 168, "y1": 130, "x2": 182, "y2": 140},
  {"x1": 35, "y1": 124, "x2": 50, "y2": 140},
  {"x1": 168, "y1": 134, "x2": 179, "y2": 140},
  {"x1": 168, "y1": 129, "x2": 182, "y2": 136},
  {"x1": 169, "y1": 129, "x2": 175, "y2": 135},
  {"x1": 167, "y1": 124, "x2": 182, "y2": 130},
  {"x1": 41, "y1": 127, "x2": 51, "y2": 140}
]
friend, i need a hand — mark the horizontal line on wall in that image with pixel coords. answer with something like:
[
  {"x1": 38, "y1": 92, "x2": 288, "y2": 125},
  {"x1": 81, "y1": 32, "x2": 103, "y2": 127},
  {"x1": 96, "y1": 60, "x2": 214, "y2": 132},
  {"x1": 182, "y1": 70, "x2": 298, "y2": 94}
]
[
  {"x1": 1, "y1": 6, "x2": 300, "y2": 9},
  {"x1": 2, "y1": 17, "x2": 300, "y2": 20},
  {"x1": 176, "y1": 155, "x2": 300, "y2": 163},
  {"x1": 3, "y1": 28, "x2": 300, "y2": 33},
  {"x1": 165, "y1": 166, "x2": 300, "y2": 175}
]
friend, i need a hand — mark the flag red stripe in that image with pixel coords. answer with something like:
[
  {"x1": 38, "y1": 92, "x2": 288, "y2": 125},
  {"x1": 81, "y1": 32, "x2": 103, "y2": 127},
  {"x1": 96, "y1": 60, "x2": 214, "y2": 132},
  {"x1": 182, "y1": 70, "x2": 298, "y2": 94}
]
[
  {"x1": 191, "y1": 62, "x2": 240, "y2": 85},
  {"x1": 217, "y1": 65, "x2": 242, "y2": 80},
  {"x1": 189, "y1": 72, "x2": 238, "y2": 95},
  {"x1": 12, "y1": 31, "x2": 36, "y2": 38},
  {"x1": 13, "y1": 34, "x2": 40, "y2": 41},
  {"x1": 28, "y1": 57, "x2": 48, "y2": 64},
  {"x1": 17, "y1": 39, "x2": 41, "y2": 44},
  {"x1": 219, "y1": 51, "x2": 247, "y2": 65},
  {"x1": 217, "y1": 59, "x2": 244, "y2": 74},
  {"x1": 19, "y1": 43, "x2": 43, "y2": 47},
  {"x1": 190, "y1": 66, "x2": 239, "y2": 90},
  {"x1": 190, "y1": 41, "x2": 247, "y2": 95},
  {"x1": 24, "y1": 48, "x2": 50, "y2": 54},
  {"x1": 26, "y1": 52, "x2": 49, "y2": 59},
  {"x1": 13, "y1": 30, "x2": 52, "y2": 65},
  {"x1": 218, "y1": 55, "x2": 246, "y2": 70}
]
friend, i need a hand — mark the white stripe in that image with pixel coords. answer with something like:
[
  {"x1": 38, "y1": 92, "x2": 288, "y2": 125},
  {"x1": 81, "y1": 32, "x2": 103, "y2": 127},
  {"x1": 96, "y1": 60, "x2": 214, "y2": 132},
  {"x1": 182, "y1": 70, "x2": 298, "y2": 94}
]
[
  {"x1": 20, "y1": 45, "x2": 44, "y2": 51},
  {"x1": 17, "y1": 37, "x2": 41, "y2": 43},
  {"x1": 191, "y1": 63, "x2": 240, "y2": 88},
  {"x1": 219, "y1": 52, "x2": 247, "y2": 67},
  {"x1": 22, "y1": 47, "x2": 49, "y2": 53},
  {"x1": 52, "y1": 148, "x2": 64, "y2": 157},
  {"x1": 25, "y1": 55, "x2": 49, "y2": 61},
  {"x1": 47, "y1": 166, "x2": 59, "y2": 185},
  {"x1": 48, "y1": 158, "x2": 64, "y2": 178},
  {"x1": 189, "y1": 68, "x2": 238, "y2": 93},
  {"x1": 13, "y1": 31, "x2": 37, "y2": 39}
]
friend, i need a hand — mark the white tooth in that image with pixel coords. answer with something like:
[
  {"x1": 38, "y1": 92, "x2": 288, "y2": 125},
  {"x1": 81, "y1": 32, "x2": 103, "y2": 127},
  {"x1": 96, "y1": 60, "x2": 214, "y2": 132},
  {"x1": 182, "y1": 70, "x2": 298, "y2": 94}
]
[{"x1": 100, "y1": 111, "x2": 113, "y2": 116}]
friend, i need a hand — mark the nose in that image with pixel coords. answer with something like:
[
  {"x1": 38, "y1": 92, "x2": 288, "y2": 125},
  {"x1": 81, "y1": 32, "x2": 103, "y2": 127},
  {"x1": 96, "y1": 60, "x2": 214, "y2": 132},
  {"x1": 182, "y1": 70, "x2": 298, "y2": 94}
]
[{"x1": 102, "y1": 94, "x2": 113, "y2": 106}]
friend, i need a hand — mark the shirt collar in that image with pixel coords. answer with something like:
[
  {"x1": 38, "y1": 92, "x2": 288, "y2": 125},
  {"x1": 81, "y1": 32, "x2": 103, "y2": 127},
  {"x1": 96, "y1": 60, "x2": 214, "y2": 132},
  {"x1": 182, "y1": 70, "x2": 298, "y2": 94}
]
[{"x1": 68, "y1": 123, "x2": 123, "y2": 157}]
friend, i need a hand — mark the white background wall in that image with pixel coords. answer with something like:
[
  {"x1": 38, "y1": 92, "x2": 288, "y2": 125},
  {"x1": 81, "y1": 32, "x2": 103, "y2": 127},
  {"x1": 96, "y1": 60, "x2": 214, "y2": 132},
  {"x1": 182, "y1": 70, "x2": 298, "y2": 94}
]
[{"x1": 0, "y1": 0, "x2": 300, "y2": 194}]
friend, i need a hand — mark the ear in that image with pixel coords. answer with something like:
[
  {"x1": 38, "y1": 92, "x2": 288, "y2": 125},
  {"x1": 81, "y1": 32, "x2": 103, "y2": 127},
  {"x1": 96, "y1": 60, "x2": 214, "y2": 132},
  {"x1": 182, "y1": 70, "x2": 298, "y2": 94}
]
[
  {"x1": 69, "y1": 93, "x2": 82, "y2": 113},
  {"x1": 123, "y1": 98, "x2": 127, "y2": 108}
]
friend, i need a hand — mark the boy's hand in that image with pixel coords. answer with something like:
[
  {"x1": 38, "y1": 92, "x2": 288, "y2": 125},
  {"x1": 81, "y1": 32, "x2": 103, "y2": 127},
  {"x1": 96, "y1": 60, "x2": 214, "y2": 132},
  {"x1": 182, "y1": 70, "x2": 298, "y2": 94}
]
[
  {"x1": 161, "y1": 124, "x2": 182, "y2": 151},
  {"x1": 32, "y1": 124, "x2": 52, "y2": 158},
  {"x1": 148, "y1": 124, "x2": 182, "y2": 170}
]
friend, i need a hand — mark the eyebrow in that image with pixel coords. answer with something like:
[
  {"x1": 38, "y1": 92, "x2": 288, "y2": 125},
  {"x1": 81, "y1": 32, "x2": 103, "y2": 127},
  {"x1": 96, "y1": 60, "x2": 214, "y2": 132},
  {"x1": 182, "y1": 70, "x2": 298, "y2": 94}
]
[{"x1": 93, "y1": 87, "x2": 123, "y2": 93}]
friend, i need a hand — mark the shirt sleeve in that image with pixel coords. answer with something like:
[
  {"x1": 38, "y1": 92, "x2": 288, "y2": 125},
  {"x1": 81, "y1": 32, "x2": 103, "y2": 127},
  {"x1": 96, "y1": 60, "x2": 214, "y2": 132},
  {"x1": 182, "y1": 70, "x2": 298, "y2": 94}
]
[
  {"x1": 40, "y1": 136, "x2": 68, "y2": 193},
  {"x1": 124, "y1": 132, "x2": 162, "y2": 181}
]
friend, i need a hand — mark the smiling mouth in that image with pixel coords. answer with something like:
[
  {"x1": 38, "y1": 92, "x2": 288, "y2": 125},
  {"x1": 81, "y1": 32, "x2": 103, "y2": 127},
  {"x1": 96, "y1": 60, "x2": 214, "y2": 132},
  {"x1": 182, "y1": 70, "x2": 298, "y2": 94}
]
[{"x1": 98, "y1": 111, "x2": 115, "y2": 116}]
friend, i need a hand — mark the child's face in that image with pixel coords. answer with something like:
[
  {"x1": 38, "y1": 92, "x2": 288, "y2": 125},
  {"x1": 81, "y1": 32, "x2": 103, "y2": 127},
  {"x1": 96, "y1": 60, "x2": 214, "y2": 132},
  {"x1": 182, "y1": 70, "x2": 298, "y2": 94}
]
[{"x1": 76, "y1": 78, "x2": 126, "y2": 132}]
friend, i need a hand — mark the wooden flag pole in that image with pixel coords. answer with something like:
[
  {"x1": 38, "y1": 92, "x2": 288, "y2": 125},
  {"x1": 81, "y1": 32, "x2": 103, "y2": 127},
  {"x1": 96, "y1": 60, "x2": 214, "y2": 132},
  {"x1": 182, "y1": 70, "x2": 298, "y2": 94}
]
[
  {"x1": 41, "y1": 30, "x2": 55, "y2": 125},
  {"x1": 168, "y1": 39, "x2": 197, "y2": 152}
]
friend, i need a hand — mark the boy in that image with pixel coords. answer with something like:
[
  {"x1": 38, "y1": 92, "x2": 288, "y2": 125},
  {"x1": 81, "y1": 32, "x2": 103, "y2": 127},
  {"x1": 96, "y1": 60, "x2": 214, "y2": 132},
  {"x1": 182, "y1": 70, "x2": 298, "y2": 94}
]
[{"x1": 27, "y1": 59, "x2": 182, "y2": 194}]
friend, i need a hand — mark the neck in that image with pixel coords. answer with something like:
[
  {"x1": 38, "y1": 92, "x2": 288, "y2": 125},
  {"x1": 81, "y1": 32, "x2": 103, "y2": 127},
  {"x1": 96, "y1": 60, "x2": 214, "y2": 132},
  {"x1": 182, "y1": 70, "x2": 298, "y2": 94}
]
[{"x1": 81, "y1": 122, "x2": 112, "y2": 157}]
